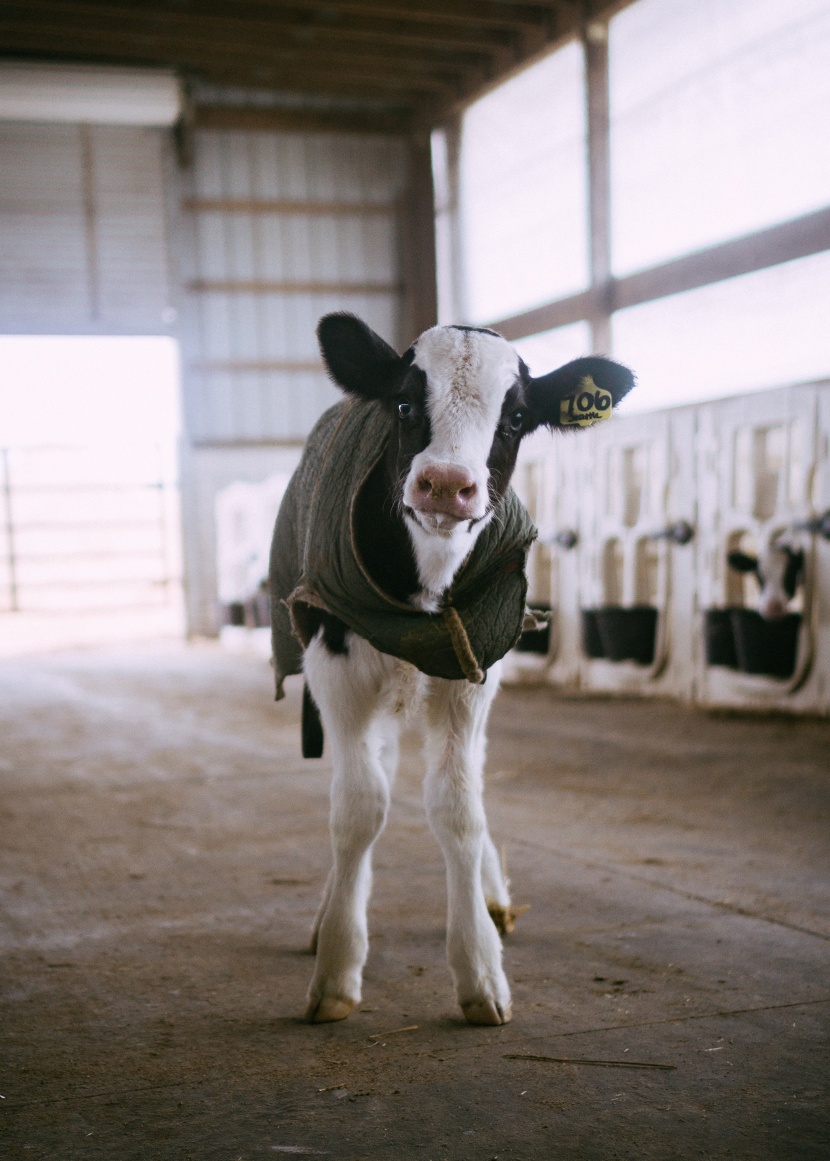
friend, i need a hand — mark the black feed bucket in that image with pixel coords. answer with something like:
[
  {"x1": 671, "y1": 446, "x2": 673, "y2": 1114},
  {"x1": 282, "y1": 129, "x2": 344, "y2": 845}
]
[
  {"x1": 221, "y1": 601, "x2": 246, "y2": 626},
  {"x1": 581, "y1": 607, "x2": 658, "y2": 665},
  {"x1": 730, "y1": 609, "x2": 801, "y2": 679},
  {"x1": 515, "y1": 604, "x2": 552, "y2": 654},
  {"x1": 704, "y1": 608, "x2": 739, "y2": 668},
  {"x1": 581, "y1": 609, "x2": 605, "y2": 658},
  {"x1": 596, "y1": 606, "x2": 658, "y2": 665}
]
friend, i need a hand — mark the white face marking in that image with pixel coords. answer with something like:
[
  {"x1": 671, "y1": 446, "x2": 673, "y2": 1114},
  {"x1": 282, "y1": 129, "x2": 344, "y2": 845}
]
[
  {"x1": 400, "y1": 326, "x2": 522, "y2": 605},
  {"x1": 403, "y1": 327, "x2": 521, "y2": 524}
]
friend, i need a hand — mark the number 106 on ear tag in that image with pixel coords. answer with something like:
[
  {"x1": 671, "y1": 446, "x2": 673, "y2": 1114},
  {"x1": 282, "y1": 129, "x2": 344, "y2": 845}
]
[{"x1": 559, "y1": 376, "x2": 613, "y2": 427}]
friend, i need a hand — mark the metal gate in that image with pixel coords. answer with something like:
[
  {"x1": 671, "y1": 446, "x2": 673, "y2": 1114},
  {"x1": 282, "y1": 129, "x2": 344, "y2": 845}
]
[{"x1": 0, "y1": 443, "x2": 181, "y2": 619}]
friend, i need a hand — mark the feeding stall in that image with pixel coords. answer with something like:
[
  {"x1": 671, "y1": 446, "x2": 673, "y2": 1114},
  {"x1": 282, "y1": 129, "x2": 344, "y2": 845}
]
[{"x1": 510, "y1": 379, "x2": 830, "y2": 714}]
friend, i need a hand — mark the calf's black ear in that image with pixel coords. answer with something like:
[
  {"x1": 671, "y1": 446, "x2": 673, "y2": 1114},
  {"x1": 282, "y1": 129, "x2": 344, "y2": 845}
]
[
  {"x1": 526, "y1": 356, "x2": 635, "y2": 430},
  {"x1": 317, "y1": 313, "x2": 402, "y2": 399},
  {"x1": 727, "y1": 550, "x2": 759, "y2": 574}
]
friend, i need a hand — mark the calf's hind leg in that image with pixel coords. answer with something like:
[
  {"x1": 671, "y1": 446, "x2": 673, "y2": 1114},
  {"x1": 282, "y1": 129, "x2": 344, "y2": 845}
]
[{"x1": 303, "y1": 632, "x2": 397, "y2": 1022}]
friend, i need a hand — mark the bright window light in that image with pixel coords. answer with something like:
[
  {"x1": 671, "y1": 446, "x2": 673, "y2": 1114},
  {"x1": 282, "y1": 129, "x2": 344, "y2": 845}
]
[
  {"x1": 459, "y1": 40, "x2": 588, "y2": 324},
  {"x1": 610, "y1": 0, "x2": 830, "y2": 275},
  {"x1": 0, "y1": 335, "x2": 180, "y2": 458},
  {"x1": 512, "y1": 322, "x2": 592, "y2": 376},
  {"x1": 612, "y1": 250, "x2": 830, "y2": 413},
  {"x1": 0, "y1": 336, "x2": 184, "y2": 652}
]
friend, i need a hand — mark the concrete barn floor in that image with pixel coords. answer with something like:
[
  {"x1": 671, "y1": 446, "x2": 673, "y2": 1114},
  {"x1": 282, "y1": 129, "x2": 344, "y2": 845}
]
[{"x1": 1, "y1": 643, "x2": 829, "y2": 1161}]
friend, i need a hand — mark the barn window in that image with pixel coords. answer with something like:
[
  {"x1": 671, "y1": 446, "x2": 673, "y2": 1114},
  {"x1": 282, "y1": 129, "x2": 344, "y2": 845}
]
[
  {"x1": 438, "y1": 0, "x2": 830, "y2": 413},
  {"x1": 452, "y1": 40, "x2": 587, "y2": 326},
  {"x1": 609, "y1": 0, "x2": 830, "y2": 275}
]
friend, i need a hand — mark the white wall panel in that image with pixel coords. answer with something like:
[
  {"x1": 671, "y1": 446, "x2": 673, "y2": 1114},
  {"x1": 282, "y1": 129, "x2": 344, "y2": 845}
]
[{"x1": 0, "y1": 121, "x2": 174, "y2": 335}]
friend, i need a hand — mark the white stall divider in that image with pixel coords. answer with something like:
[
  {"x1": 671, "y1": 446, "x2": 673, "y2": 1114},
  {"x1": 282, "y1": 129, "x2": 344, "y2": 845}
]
[{"x1": 505, "y1": 380, "x2": 830, "y2": 715}]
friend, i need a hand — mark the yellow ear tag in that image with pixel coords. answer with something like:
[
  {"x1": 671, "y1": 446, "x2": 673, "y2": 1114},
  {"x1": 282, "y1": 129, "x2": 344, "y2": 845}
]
[{"x1": 559, "y1": 375, "x2": 613, "y2": 427}]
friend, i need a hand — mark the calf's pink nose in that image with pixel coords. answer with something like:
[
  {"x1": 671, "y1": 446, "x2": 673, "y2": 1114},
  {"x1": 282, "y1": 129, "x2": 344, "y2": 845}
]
[{"x1": 415, "y1": 465, "x2": 478, "y2": 517}]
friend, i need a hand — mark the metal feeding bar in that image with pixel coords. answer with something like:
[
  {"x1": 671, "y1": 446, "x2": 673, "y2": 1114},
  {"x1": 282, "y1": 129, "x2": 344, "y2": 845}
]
[
  {"x1": 649, "y1": 520, "x2": 695, "y2": 546},
  {"x1": 548, "y1": 529, "x2": 579, "y2": 550},
  {"x1": 791, "y1": 510, "x2": 830, "y2": 540}
]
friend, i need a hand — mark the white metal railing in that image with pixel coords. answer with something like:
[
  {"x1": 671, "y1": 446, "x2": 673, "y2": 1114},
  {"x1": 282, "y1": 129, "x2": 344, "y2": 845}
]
[{"x1": 0, "y1": 444, "x2": 181, "y2": 615}]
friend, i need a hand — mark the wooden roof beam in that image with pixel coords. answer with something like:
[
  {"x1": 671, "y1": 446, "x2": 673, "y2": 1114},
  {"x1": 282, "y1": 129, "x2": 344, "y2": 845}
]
[
  {"x1": 191, "y1": 106, "x2": 415, "y2": 135},
  {"x1": 0, "y1": 19, "x2": 486, "y2": 90},
  {"x1": 253, "y1": 0, "x2": 559, "y2": 32},
  {"x1": 0, "y1": 28, "x2": 461, "y2": 104},
  {"x1": 2, "y1": 1, "x2": 518, "y2": 62}
]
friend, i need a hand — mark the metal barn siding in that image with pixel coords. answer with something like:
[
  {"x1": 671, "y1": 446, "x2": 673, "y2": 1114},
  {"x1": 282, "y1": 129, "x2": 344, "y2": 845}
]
[
  {"x1": 510, "y1": 381, "x2": 830, "y2": 715},
  {"x1": 176, "y1": 127, "x2": 409, "y2": 634},
  {"x1": 0, "y1": 121, "x2": 174, "y2": 335}
]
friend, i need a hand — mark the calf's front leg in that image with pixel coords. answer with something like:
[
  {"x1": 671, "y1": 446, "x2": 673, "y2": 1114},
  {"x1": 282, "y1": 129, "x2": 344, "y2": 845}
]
[
  {"x1": 303, "y1": 633, "x2": 396, "y2": 1022},
  {"x1": 423, "y1": 664, "x2": 512, "y2": 1026}
]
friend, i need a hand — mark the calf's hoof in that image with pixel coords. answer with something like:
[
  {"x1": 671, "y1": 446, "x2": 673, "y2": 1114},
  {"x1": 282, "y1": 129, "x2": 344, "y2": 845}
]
[
  {"x1": 305, "y1": 995, "x2": 355, "y2": 1023},
  {"x1": 487, "y1": 901, "x2": 530, "y2": 937},
  {"x1": 461, "y1": 998, "x2": 512, "y2": 1026}
]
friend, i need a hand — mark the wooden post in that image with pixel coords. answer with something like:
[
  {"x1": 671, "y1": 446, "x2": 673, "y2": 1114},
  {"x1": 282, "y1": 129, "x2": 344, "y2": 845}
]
[
  {"x1": 584, "y1": 19, "x2": 612, "y2": 355},
  {"x1": 439, "y1": 116, "x2": 468, "y2": 325},
  {"x1": 401, "y1": 132, "x2": 439, "y2": 343}
]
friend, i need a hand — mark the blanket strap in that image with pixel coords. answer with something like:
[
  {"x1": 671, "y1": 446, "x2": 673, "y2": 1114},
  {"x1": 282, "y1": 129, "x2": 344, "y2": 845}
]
[{"x1": 443, "y1": 607, "x2": 485, "y2": 684}]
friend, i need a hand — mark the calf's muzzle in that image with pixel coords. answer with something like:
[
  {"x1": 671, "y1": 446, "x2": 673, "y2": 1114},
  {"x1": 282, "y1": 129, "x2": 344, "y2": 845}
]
[{"x1": 413, "y1": 464, "x2": 479, "y2": 519}]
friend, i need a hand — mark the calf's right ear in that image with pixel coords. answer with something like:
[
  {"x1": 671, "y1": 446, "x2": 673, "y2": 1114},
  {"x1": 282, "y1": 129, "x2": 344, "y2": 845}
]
[
  {"x1": 317, "y1": 313, "x2": 403, "y2": 400},
  {"x1": 727, "y1": 550, "x2": 759, "y2": 574}
]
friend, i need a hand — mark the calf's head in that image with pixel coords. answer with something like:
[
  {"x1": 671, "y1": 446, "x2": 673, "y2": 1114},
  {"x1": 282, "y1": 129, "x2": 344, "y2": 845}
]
[
  {"x1": 727, "y1": 541, "x2": 804, "y2": 620},
  {"x1": 318, "y1": 313, "x2": 635, "y2": 534}
]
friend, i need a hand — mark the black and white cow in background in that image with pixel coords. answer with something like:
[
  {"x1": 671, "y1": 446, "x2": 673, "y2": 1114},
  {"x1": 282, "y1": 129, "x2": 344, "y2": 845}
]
[
  {"x1": 275, "y1": 314, "x2": 634, "y2": 1026},
  {"x1": 727, "y1": 538, "x2": 805, "y2": 620}
]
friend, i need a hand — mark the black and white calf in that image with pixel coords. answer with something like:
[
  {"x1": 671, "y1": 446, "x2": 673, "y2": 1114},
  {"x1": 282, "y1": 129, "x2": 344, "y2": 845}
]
[
  {"x1": 273, "y1": 314, "x2": 634, "y2": 1027},
  {"x1": 727, "y1": 540, "x2": 805, "y2": 620}
]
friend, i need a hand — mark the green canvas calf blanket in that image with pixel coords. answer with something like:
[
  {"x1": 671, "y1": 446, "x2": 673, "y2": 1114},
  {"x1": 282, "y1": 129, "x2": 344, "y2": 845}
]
[{"x1": 269, "y1": 397, "x2": 538, "y2": 700}]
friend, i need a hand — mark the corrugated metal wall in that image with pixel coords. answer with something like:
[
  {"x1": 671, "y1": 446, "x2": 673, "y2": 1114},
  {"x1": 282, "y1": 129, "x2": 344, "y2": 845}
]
[
  {"x1": 0, "y1": 121, "x2": 174, "y2": 335},
  {"x1": 175, "y1": 127, "x2": 409, "y2": 633},
  {"x1": 177, "y1": 128, "x2": 408, "y2": 446}
]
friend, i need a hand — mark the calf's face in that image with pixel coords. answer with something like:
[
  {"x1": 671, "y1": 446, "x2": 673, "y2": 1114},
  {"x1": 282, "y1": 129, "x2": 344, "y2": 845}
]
[
  {"x1": 727, "y1": 543, "x2": 804, "y2": 620},
  {"x1": 317, "y1": 314, "x2": 635, "y2": 535}
]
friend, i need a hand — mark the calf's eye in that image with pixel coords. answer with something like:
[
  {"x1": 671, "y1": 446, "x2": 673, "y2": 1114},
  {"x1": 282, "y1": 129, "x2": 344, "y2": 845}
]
[
  {"x1": 509, "y1": 410, "x2": 524, "y2": 432},
  {"x1": 398, "y1": 400, "x2": 412, "y2": 419}
]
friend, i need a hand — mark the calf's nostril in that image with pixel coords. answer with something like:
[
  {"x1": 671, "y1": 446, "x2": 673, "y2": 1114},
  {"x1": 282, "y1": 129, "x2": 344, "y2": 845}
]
[{"x1": 459, "y1": 485, "x2": 475, "y2": 501}]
